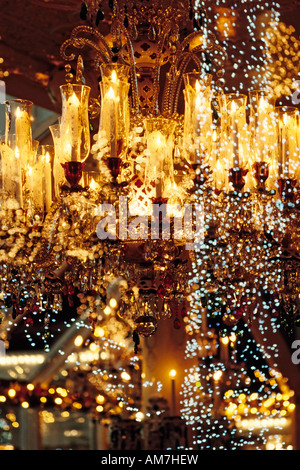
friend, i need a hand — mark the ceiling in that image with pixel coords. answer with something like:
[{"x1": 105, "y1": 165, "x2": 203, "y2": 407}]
[{"x1": 0, "y1": 0, "x2": 299, "y2": 114}]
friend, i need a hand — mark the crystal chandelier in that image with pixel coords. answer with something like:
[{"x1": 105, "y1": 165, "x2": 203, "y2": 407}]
[{"x1": 0, "y1": 0, "x2": 299, "y2": 354}]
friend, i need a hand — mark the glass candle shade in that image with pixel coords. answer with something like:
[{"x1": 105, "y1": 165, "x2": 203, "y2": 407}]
[
  {"x1": 60, "y1": 83, "x2": 91, "y2": 162},
  {"x1": 276, "y1": 106, "x2": 299, "y2": 179},
  {"x1": 26, "y1": 145, "x2": 54, "y2": 218},
  {"x1": 99, "y1": 63, "x2": 130, "y2": 159},
  {"x1": 183, "y1": 72, "x2": 213, "y2": 165},
  {"x1": 0, "y1": 134, "x2": 24, "y2": 207},
  {"x1": 144, "y1": 117, "x2": 176, "y2": 199},
  {"x1": 5, "y1": 99, "x2": 33, "y2": 168},
  {"x1": 100, "y1": 63, "x2": 130, "y2": 83},
  {"x1": 50, "y1": 124, "x2": 69, "y2": 196},
  {"x1": 249, "y1": 90, "x2": 276, "y2": 162},
  {"x1": 219, "y1": 93, "x2": 248, "y2": 170},
  {"x1": 249, "y1": 90, "x2": 277, "y2": 187}
]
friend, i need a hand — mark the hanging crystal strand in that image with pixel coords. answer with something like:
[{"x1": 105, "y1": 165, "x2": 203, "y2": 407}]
[
  {"x1": 148, "y1": 11, "x2": 156, "y2": 42},
  {"x1": 130, "y1": 8, "x2": 138, "y2": 41},
  {"x1": 161, "y1": 27, "x2": 180, "y2": 115},
  {"x1": 53, "y1": 294, "x2": 63, "y2": 312},
  {"x1": 152, "y1": 21, "x2": 172, "y2": 115},
  {"x1": 115, "y1": 19, "x2": 139, "y2": 114},
  {"x1": 169, "y1": 31, "x2": 203, "y2": 115},
  {"x1": 172, "y1": 53, "x2": 202, "y2": 115}
]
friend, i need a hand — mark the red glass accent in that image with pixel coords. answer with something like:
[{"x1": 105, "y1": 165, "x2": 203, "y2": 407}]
[
  {"x1": 157, "y1": 284, "x2": 166, "y2": 298},
  {"x1": 229, "y1": 168, "x2": 248, "y2": 191},
  {"x1": 61, "y1": 161, "x2": 85, "y2": 187},
  {"x1": 278, "y1": 178, "x2": 298, "y2": 203},
  {"x1": 253, "y1": 161, "x2": 269, "y2": 188},
  {"x1": 107, "y1": 157, "x2": 121, "y2": 179},
  {"x1": 164, "y1": 274, "x2": 173, "y2": 289}
]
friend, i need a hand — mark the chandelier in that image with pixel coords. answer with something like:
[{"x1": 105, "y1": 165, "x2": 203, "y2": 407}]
[{"x1": 0, "y1": 0, "x2": 299, "y2": 356}]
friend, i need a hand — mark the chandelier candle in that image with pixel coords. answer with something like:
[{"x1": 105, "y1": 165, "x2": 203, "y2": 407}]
[
  {"x1": 60, "y1": 84, "x2": 91, "y2": 163},
  {"x1": 49, "y1": 124, "x2": 67, "y2": 198},
  {"x1": 0, "y1": 135, "x2": 23, "y2": 207},
  {"x1": 99, "y1": 64, "x2": 130, "y2": 161},
  {"x1": 5, "y1": 99, "x2": 33, "y2": 191},
  {"x1": 103, "y1": 86, "x2": 118, "y2": 158},
  {"x1": 183, "y1": 72, "x2": 213, "y2": 165},
  {"x1": 31, "y1": 153, "x2": 44, "y2": 214},
  {"x1": 15, "y1": 106, "x2": 32, "y2": 165},
  {"x1": 61, "y1": 90, "x2": 79, "y2": 161},
  {"x1": 144, "y1": 117, "x2": 176, "y2": 200},
  {"x1": 277, "y1": 107, "x2": 299, "y2": 179},
  {"x1": 249, "y1": 90, "x2": 277, "y2": 189}
]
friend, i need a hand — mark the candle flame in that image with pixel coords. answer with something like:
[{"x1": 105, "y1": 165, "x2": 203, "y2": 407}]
[
  {"x1": 16, "y1": 107, "x2": 21, "y2": 118},
  {"x1": 195, "y1": 80, "x2": 201, "y2": 93},
  {"x1": 111, "y1": 70, "x2": 118, "y2": 83},
  {"x1": 45, "y1": 151, "x2": 50, "y2": 163},
  {"x1": 230, "y1": 100, "x2": 239, "y2": 114},
  {"x1": 89, "y1": 178, "x2": 99, "y2": 190},
  {"x1": 216, "y1": 159, "x2": 224, "y2": 171},
  {"x1": 213, "y1": 370, "x2": 223, "y2": 381},
  {"x1": 156, "y1": 134, "x2": 162, "y2": 146},
  {"x1": 15, "y1": 147, "x2": 20, "y2": 159},
  {"x1": 195, "y1": 94, "x2": 202, "y2": 109},
  {"x1": 69, "y1": 92, "x2": 80, "y2": 106},
  {"x1": 258, "y1": 97, "x2": 268, "y2": 112},
  {"x1": 283, "y1": 113, "x2": 289, "y2": 126},
  {"x1": 107, "y1": 86, "x2": 115, "y2": 99}
]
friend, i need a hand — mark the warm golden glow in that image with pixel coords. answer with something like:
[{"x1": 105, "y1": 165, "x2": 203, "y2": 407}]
[
  {"x1": 107, "y1": 86, "x2": 115, "y2": 100},
  {"x1": 96, "y1": 394, "x2": 105, "y2": 404},
  {"x1": 74, "y1": 335, "x2": 84, "y2": 347},
  {"x1": 121, "y1": 371, "x2": 131, "y2": 381}
]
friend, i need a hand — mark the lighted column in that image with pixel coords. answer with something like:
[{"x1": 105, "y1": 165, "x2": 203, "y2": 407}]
[
  {"x1": 141, "y1": 317, "x2": 194, "y2": 419},
  {"x1": 169, "y1": 369, "x2": 177, "y2": 416}
]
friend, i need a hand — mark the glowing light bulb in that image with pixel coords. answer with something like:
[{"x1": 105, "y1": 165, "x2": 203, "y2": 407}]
[
  {"x1": 74, "y1": 335, "x2": 83, "y2": 347},
  {"x1": 109, "y1": 298, "x2": 118, "y2": 309}
]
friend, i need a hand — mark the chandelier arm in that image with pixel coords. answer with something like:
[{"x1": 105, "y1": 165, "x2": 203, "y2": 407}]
[
  {"x1": 168, "y1": 52, "x2": 202, "y2": 115},
  {"x1": 60, "y1": 37, "x2": 112, "y2": 65},
  {"x1": 70, "y1": 25, "x2": 113, "y2": 61},
  {"x1": 161, "y1": 69, "x2": 174, "y2": 116},
  {"x1": 179, "y1": 30, "x2": 227, "y2": 74},
  {"x1": 174, "y1": 53, "x2": 202, "y2": 114},
  {"x1": 60, "y1": 26, "x2": 113, "y2": 64},
  {"x1": 114, "y1": 19, "x2": 140, "y2": 114}
]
